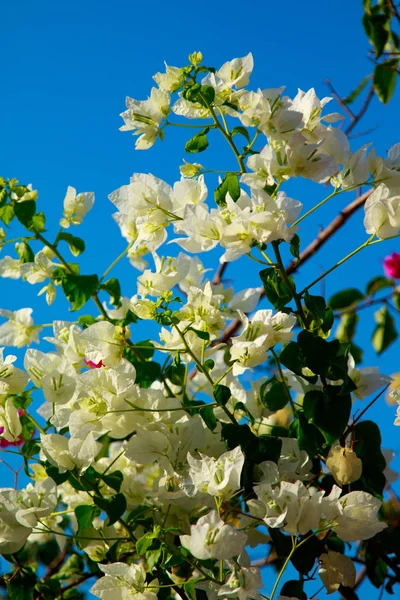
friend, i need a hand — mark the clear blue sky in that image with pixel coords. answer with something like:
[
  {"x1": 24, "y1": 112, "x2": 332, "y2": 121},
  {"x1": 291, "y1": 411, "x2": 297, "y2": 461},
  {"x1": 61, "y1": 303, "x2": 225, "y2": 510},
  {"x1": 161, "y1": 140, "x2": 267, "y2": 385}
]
[{"x1": 1, "y1": 0, "x2": 400, "y2": 597}]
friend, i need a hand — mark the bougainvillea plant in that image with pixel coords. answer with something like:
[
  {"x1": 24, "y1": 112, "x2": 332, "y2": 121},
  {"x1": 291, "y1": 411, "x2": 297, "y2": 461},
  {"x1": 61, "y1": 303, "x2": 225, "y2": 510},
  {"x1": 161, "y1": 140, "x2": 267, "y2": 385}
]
[{"x1": 0, "y1": 50, "x2": 400, "y2": 600}]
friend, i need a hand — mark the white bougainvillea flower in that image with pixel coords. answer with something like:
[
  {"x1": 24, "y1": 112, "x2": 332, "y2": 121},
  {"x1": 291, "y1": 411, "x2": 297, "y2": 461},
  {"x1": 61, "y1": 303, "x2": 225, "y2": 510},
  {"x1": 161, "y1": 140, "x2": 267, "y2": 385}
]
[
  {"x1": 41, "y1": 432, "x2": 101, "y2": 473},
  {"x1": 322, "y1": 485, "x2": 387, "y2": 542},
  {"x1": 216, "y1": 53, "x2": 254, "y2": 89},
  {"x1": 153, "y1": 63, "x2": 182, "y2": 92},
  {"x1": 364, "y1": 183, "x2": 400, "y2": 239},
  {"x1": 0, "y1": 489, "x2": 33, "y2": 553},
  {"x1": 59, "y1": 186, "x2": 94, "y2": 228},
  {"x1": 120, "y1": 87, "x2": 170, "y2": 150},
  {"x1": 0, "y1": 308, "x2": 41, "y2": 347},
  {"x1": 91, "y1": 562, "x2": 158, "y2": 600},
  {"x1": 0, "y1": 256, "x2": 21, "y2": 279},
  {"x1": 0, "y1": 348, "x2": 29, "y2": 397},
  {"x1": 319, "y1": 551, "x2": 356, "y2": 595},
  {"x1": 347, "y1": 354, "x2": 392, "y2": 399},
  {"x1": 0, "y1": 399, "x2": 22, "y2": 442},
  {"x1": 218, "y1": 565, "x2": 262, "y2": 600},
  {"x1": 180, "y1": 510, "x2": 247, "y2": 560},
  {"x1": 82, "y1": 321, "x2": 127, "y2": 367},
  {"x1": 184, "y1": 446, "x2": 244, "y2": 501}
]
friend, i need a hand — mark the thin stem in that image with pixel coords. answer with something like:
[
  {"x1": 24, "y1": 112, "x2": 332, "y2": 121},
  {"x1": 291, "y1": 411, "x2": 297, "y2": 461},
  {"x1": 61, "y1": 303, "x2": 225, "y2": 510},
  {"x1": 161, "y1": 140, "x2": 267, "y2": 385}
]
[
  {"x1": 100, "y1": 243, "x2": 133, "y2": 283},
  {"x1": 269, "y1": 536, "x2": 297, "y2": 600},
  {"x1": 166, "y1": 120, "x2": 216, "y2": 129},
  {"x1": 271, "y1": 348, "x2": 297, "y2": 415},
  {"x1": 300, "y1": 235, "x2": 375, "y2": 295},
  {"x1": 272, "y1": 241, "x2": 309, "y2": 328}
]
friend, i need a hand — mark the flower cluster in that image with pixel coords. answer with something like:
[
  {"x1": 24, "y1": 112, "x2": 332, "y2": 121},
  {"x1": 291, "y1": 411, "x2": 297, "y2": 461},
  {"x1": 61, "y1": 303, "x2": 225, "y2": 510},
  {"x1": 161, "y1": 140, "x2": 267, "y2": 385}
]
[{"x1": 0, "y1": 52, "x2": 399, "y2": 600}]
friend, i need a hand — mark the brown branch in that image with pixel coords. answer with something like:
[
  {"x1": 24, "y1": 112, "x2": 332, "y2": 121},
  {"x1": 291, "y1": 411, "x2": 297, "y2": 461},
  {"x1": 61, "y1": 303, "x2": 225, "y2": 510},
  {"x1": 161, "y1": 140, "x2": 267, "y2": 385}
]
[
  {"x1": 216, "y1": 190, "x2": 372, "y2": 345},
  {"x1": 325, "y1": 79, "x2": 356, "y2": 120},
  {"x1": 212, "y1": 261, "x2": 228, "y2": 285},
  {"x1": 345, "y1": 85, "x2": 375, "y2": 136}
]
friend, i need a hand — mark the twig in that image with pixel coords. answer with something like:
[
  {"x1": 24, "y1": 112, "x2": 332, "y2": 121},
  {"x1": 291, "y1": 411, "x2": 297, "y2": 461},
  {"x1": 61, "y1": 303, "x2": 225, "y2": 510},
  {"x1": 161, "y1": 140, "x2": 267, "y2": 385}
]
[
  {"x1": 325, "y1": 79, "x2": 356, "y2": 120},
  {"x1": 212, "y1": 261, "x2": 228, "y2": 285},
  {"x1": 345, "y1": 85, "x2": 375, "y2": 136}
]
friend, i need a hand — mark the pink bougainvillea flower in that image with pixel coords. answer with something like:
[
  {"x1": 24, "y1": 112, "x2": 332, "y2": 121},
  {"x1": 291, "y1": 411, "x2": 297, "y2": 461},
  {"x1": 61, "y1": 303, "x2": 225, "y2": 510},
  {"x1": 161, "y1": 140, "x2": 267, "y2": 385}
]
[
  {"x1": 84, "y1": 359, "x2": 104, "y2": 369},
  {"x1": 383, "y1": 252, "x2": 400, "y2": 279},
  {"x1": 0, "y1": 410, "x2": 28, "y2": 447}
]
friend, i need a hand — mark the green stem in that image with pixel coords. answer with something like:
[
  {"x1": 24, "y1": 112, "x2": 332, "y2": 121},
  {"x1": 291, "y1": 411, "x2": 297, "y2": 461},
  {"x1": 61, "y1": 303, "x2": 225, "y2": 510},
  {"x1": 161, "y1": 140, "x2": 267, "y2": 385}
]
[
  {"x1": 270, "y1": 348, "x2": 297, "y2": 415},
  {"x1": 35, "y1": 231, "x2": 110, "y2": 321},
  {"x1": 272, "y1": 241, "x2": 309, "y2": 329},
  {"x1": 199, "y1": 93, "x2": 246, "y2": 173},
  {"x1": 269, "y1": 537, "x2": 297, "y2": 600},
  {"x1": 166, "y1": 120, "x2": 216, "y2": 129},
  {"x1": 100, "y1": 243, "x2": 133, "y2": 283},
  {"x1": 173, "y1": 324, "x2": 237, "y2": 424},
  {"x1": 300, "y1": 235, "x2": 375, "y2": 296}
]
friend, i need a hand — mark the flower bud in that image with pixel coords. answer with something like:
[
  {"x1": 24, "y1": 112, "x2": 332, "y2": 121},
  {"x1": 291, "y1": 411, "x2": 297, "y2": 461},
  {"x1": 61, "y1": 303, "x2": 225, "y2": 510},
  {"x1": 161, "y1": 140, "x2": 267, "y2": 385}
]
[
  {"x1": 383, "y1": 252, "x2": 400, "y2": 278},
  {"x1": 188, "y1": 51, "x2": 203, "y2": 66},
  {"x1": 326, "y1": 444, "x2": 362, "y2": 486},
  {"x1": 179, "y1": 161, "x2": 203, "y2": 178}
]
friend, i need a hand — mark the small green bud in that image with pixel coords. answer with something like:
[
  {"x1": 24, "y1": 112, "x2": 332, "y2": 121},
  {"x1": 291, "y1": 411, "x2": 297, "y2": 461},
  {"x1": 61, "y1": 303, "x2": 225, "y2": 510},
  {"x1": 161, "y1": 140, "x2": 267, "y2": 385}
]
[
  {"x1": 189, "y1": 51, "x2": 203, "y2": 66},
  {"x1": 179, "y1": 161, "x2": 203, "y2": 178}
]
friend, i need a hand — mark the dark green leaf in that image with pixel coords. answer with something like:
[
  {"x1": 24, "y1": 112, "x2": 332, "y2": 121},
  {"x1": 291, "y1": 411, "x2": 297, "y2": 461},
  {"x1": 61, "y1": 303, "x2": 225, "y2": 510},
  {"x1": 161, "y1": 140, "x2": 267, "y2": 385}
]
[
  {"x1": 187, "y1": 326, "x2": 210, "y2": 340},
  {"x1": 304, "y1": 291, "x2": 326, "y2": 319},
  {"x1": 199, "y1": 85, "x2": 215, "y2": 105},
  {"x1": 303, "y1": 387, "x2": 352, "y2": 444},
  {"x1": 199, "y1": 404, "x2": 217, "y2": 431},
  {"x1": 78, "y1": 314, "x2": 98, "y2": 328},
  {"x1": 6, "y1": 568, "x2": 36, "y2": 600},
  {"x1": 14, "y1": 199, "x2": 36, "y2": 227},
  {"x1": 45, "y1": 463, "x2": 70, "y2": 485},
  {"x1": 16, "y1": 241, "x2": 34, "y2": 263},
  {"x1": 61, "y1": 273, "x2": 99, "y2": 311},
  {"x1": 336, "y1": 313, "x2": 359, "y2": 343},
  {"x1": 214, "y1": 173, "x2": 241, "y2": 206},
  {"x1": 136, "y1": 532, "x2": 158, "y2": 555},
  {"x1": 372, "y1": 306, "x2": 397, "y2": 354},
  {"x1": 214, "y1": 384, "x2": 231, "y2": 406},
  {"x1": 93, "y1": 493, "x2": 127, "y2": 526},
  {"x1": 185, "y1": 127, "x2": 210, "y2": 154},
  {"x1": 31, "y1": 212, "x2": 46, "y2": 232},
  {"x1": 100, "y1": 277, "x2": 122, "y2": 307},
  {"x1": 99, "y1": 470, "x2": 124, "y2": 492},
  {"x1": 74, "y1": 504, "x2": 101, "y2": 530},
  {"x1": 290, "y1": 412, "x2": 325, "y2": 457},
  {"x1": 231, "y1": 126, "x2": 251, "y2": 144},
  {"x1": 58, "y1": 232, "x2": 85, "y2": 256},
  {"x1": 373, "y1": 60, "x2": 398, "y2": 104},
  {"x1": 363, "y1": 13, "x2": 390, "y2": 57},
  {"x1": 328, "y1": 288, "x2": 364, "y2": 310},
  {"x1": 289, "y1": 234, "x2": 300, "y2": 259},
  {"x1": 260, "y1": 377, "x2": 289, "y2": 411},
  {"x1": 280, "y1": 580, "x2": 306, "y2": 600},
  {"x1": 259, "y1": 267, "x2": 294, "y2": 310}
]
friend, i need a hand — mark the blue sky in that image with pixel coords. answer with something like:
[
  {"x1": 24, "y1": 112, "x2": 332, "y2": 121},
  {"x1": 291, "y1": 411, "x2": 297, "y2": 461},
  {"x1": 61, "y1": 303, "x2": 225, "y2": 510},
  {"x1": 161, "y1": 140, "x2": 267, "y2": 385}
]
[{"x1": 1, "y1": 0, "x2": 400, "y2": 597}]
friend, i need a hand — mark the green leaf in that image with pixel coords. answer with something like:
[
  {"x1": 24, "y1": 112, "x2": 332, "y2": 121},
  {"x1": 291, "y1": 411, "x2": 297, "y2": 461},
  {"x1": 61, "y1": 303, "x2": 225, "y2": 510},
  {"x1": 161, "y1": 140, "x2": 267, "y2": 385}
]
[
  {"x1": 259, "y1": 267, "x2": 294, "y2": 310},
  {"x1": 372, "y1": 306, "x2": 397, "y2": 354},
  {"x1": 136, "y1": 531, "x2": 158, "y2": 555},
  {"x1": 184, "y1": 578, "x2": 204, "y2": 600},
  {"x1": 279, "y1": 341, "x2": 318, "y2": 384},
  {"x1": 100, "y1": 277, "x2": 122, "y2": 307},
  {"x1": 146, "y1": 546, "x2": 162, "y2": 571},
  {"x1": 303, "y1": 387, "x2": 352, "y2": 444},
  {"x1": 58, "y1": 232, "x2": 86, "y2": 256},
  {"x1": 231, "y1": 126, "x2": 251, "y2": 144},
  {"x1": 55, "y1": 555, "x2": 84, "y2": 580},
  {"x1": 290, "y1": 412, "x2": 325, "y2": 457},
  {"x1": 199, "y1": 404, "x2": 217, "y2": 431},
  {"x1": 304, "y1": 291, "x2": 326, "y2": 319},
  {"x1": 354, "y1": 421, "x2": 386, "y2": 472},
  {"x1": 342, "y1": 75, "x2": 371, "y2": 105},
  {"x1": 185, "y1": 127, "x2": 210, "y2": 154},
  {"x1": 99, "y1": 470, "x2": 124, "y2": 492},
  {"x1": 93, "y1": 493, "x2": 127, "y2": 526},
  {"x1": 74, "y1": 504, "x2": 101, "y2": 530},
  {"x1": 214, "y1": 173, "x2": 241, "y2": 206},
  {"x1": 260, "y1": 377, "x2": 289, "y2": 411},
  {"x1": 366, "y1": 275, "x2": 394, "y2": 295},
  {"x1": 0, "y1": 203, "x2": 15, "y2": 225},
  {"x1": 35, "y1": 580, "x2": 61, "y2": 599},
  {"x1": 297, "y1": 330, "x2": 341, "y2": 377},
  {"x1": 336, "y1": 312, "x2": 359, "y2": 343},
  {"x1": 187, "y1": 326, "x2": 210, "y2": 340},
  {"x1": 328, "y1": 288, "x2": 364, "y2": 310},
  {"x1": 6, "y1": 568, "x2": 36, "y2": 600},
  {"x1": 78, "y1": 314, "x2": 98, "y2": 328},
  {"x1": 289, "y1": 234, "x2": 300, "y2": 259},
  {"x1": 16, "y1": 241, "x2": 34, "y2": 263},
  {"x1": 13, "y1": 199, "x2": 36, "y2": 227},
  {"x1": 45, "y1": 463, "x2": 70, "y2": 485},
  {"x1": 280, "y1": 579, "x2": 306, "y2": 600},
  {"x1": 199, "y1": 85, "x2": 215, "y2": 105},
  {"x1": 363, "y1": 13, "x2": 390, "y2": 57},
  {"x1": 213, "y1": 384, "x2": 231, "y2": 406},
  {"x1": 31, "y1": 211, "x2": 46, "y2": 232},
  {"x1": 61, "y1": 273, "x2": 99, "y2": 311},
  {"x1": 373, "y1": 60, "x2": 398, "y2": 104}
]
